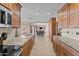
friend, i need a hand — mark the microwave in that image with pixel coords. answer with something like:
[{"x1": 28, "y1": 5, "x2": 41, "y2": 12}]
[
  {"x1": 0, "y1": 7, "x2": 12, "y2": 27},
  {"x1": 6, "y1": 12, "x2": 12, "y2": 26},
  {"x1": 0, "y1": 9, "x2": 5, "y2": 24}
]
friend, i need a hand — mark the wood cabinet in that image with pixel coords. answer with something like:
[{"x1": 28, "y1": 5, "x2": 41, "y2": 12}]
[
  {"x1": 48, "y1": 18, "x2": 56, "y2": 42},
  {"x1": 58, "y1": 9, "x2": 63, "y2": 29},
  {"x1": 11, "y1": 3, "x2": 21, "y2": 17},
  {"x1": 58, "y1": 3, "x2": 79, "y2": 28},
  {"x1": 12, "y1": 14, "x2": 21, "y2": 28},
  {"x1": 0, "y1": 3, "x2": 22, "y2": 28},
  {"x1": 69, "y1": 3, "x2": 76, "y2": 14},
  {"x1": 69, "y1": 13, "x2": 77, "y2": 27},
  {"x1": 68, "y1": 3, "x2": 77, "y2": 28},
  {"x1": 21, "y1": 35, "x2": 35, "y2": 56},
  {"x1": 11, "y1": 3, "x2": 21, "y2": 28},
  {"x1": 53, "y1": 37, "x2": 61, "y2": 56},
  {"x1": 53, "y1": 36, "x2": 79, "y2": 56},
  {"x1": 58, "y1": 4, "x2": 69, "y2": 28},
  {"x1": 21, "y1": 40, "x2": 29, "y2": 56},
  {"x1": 60, "y1": 42, "x2": 73, "y2": 56},
  {"x1": 76, "y1": 4, "x2": 79, "y2": 27},
  {"x1": 0, "y1": 3, "x2": 12, "y2": 10},
  {"x1": 62, "y1": 4, "x2": 68, "y2": 28}
]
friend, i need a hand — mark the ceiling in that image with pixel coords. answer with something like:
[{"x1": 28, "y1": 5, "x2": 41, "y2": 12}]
[{"x1": 21, "y1": 3, "x2": 65, "y2": 23}]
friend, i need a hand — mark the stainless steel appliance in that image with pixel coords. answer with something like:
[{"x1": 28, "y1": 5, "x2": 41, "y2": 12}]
[
  {"x1": 0, "y1": 5, "x2": 12, "y2": 27},
  {"x1": 0, "y1": 32, "x2": 22, "y2": 56},
  {"x1": 0, "y1": 9, "x2": 6, "y2": 24},
  {"x1": 0, "y1": 45, "x2": 22, "y2": 56},
  {"x1": 7, "y1": 13, "x2": 12, "y2": 25}
]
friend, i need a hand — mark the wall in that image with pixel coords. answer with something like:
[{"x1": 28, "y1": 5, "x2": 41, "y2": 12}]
[
  {"x1": 62, "y1": 28, "x2": 79, "y2": 40},
  {"x1": 33, "y1": 23, "x2": 48, "y2": 36},
  {"x1": 21, "y1": 22, "x2": 32, "y2": 35},
  {"x1": 0, "y1": 28, "x2": 16, "y2": 40},
  {"x1": 46, "y1": 23, "x2": 49, "y2": 39}
]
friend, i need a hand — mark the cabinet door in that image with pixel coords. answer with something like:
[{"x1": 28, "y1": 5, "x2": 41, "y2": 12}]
[
  {"x1": 76, "y1": 4, "x2": 79, "y2": 27},
  {"x1": 69, "y1": 3, "x2": 76, "y2": 15},
  {"x1": 61, "y1": 45, "x2": 72, "y2": 56},
  {"x1": 55, "y1": 43, "x2": 61, "y2": 56},
  {"x1": 58, "y1": 11, "x2": 63, "y2": 29},
  {"x1": 60, "y1": 42, "x2": 73, "y2": 56},
  {"x1": 11, "y1": 3, "x2": 17, "y2": 15},
  {"x1": 21, "y1": 41, "x2": 29, "y2": 56},
  {"x1": 11, "y1": 3, "x2": 21, "y2": 17},
  {"x1": 69, "y1": 13, "x2": 77, "y2": 27},
  {"x1": 12, "y1": 14, "x2": 20, "y2": 28},
  {"x1": 28, "y1": 38, "x2": 32, "y2": 54},
  {"x1": 76, "y1": 13, "x2": 79, "y2": 27},
  {"x1": 62, "y1": 16, "x2": 68, "y2": 28},
  {"x1": 11, "y1": 3, "x2": 21, "y2": 28},
  {"x1": 0, "y1": 3, "x2": 11, "y2": 10},
  {"x1": 68, "y1": 3, "x2": 77, "y2": 28},
  {"x1": 53, "y1": 37, "x2": 61, "y2": 56},
  {"x1": 62, "y1": 4, "x2": 69, "y2": 28}
]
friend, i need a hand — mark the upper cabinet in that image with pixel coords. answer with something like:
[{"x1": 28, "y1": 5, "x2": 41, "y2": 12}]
[
  {"x1": 68, "y1": 3, "x2": 77, "y2": 28},
  {"x1": 0, "y1": 3, "x2": 22, "y2": 28},
  {"x1": 62, "y1": 4, "x2": 68, "y2": 28},
  {"x1": 12, "y1": 14, "x2": 21, "y2": 27},
  {"x1": 48, "y1": 18, "x2": 56, "y2": 42},
  {"x1": 58, "y1": 3, "x2": 79, "y2": 28},
  {"x1": 0, "y1": 3, "x2": 12, "y2": 10},
  {"x1": 58, "y1": 4, "x2": 69, "y2": 29},
  {"x1": 11, "y1": 3, "x2": 21, "y2": 17},
  {"x1": 11, "y1": 3, "x2": 22, "y2": 28},
  {"x1": 58, "y1": 9, "x2": 63, "y2": 29},
  {"x1": 76, "y1": 4, "x2": 79, "y2": 27}
]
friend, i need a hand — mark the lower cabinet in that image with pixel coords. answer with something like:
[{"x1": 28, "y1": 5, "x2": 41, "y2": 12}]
[
  {"x1": 53, "y1": 36, "x2": 79, "y2": 56},
  {"x1": 53, "y1": 39, "x2": 61, "y2": 56},
  {"x1": 21, "y1": 36, "x2": 35, "y2": 56},
  {"x1": 60, "y1": 42, "x2": 73, "y2": 56},
  {"x1": 21, "y1": 41, "x2": 29, "y2": 56}
]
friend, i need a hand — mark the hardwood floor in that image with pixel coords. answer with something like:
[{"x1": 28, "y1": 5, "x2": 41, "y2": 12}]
[{"x1": 30, "y1": 36, "x2": 56, "y2": 56}]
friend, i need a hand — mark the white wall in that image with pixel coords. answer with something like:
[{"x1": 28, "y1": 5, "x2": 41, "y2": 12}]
[
  {"x1": 21, "y1": 22, "x2": 31, "y2": 35},
  {"x1": 46, "y1": 23, "x2": 49, "y2": 39}
]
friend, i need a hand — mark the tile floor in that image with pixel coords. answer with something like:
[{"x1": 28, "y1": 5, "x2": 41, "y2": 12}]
[{"x1": 30, "y1": 36, "x2": 56, "y2": 56}]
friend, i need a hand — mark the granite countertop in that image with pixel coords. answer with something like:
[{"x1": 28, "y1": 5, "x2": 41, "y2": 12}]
[
  {"x1": 3, "y1": 34, "x2": 34, "y2": 46},
  {"x1": 55, "y1": 35, "x2": 79, "y2": 52}
]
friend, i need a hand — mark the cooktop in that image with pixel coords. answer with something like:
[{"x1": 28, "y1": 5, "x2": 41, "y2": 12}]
[{"x1": 0, "y1": 45, "x2": 21, "y2": 56}]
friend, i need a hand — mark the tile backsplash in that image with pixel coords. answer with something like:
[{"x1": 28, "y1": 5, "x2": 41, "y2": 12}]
[
  {"x1": 62, "y1": 28, "x2": 79, "y2": 40},
  {"x1": 0, "y1": 28, "x2": 16, "y2": 40}
]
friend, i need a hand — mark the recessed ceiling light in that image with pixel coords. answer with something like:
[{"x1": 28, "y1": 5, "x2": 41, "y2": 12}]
[
  {"x1": 47, "y1": 12, "x2": 50, "y2": 15},
  {"x1": 36, "y1": 13, "x2": 39, "y2": 15}
]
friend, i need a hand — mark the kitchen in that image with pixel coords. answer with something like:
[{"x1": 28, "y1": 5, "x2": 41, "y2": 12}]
[
  {"x1": 0, "y1": 3, "x2": 35, "y2": 56},
  {"x1": 0, "y1": 3, "x2": 79, "y2": 56}
]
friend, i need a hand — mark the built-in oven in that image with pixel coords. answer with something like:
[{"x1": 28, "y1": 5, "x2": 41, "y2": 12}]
[
  {"x1": 0, "y1": 5, "x2": 12, "y2": 27},
  {"x1": 6, "y1": 12, "x2": 12, "y2": 27},
  {"x1": 0, "y1": 9, "x2": 6, "y2": 24},
  {"x1": 7, "y1": 13, "x2": 12, "y2": 25}
]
